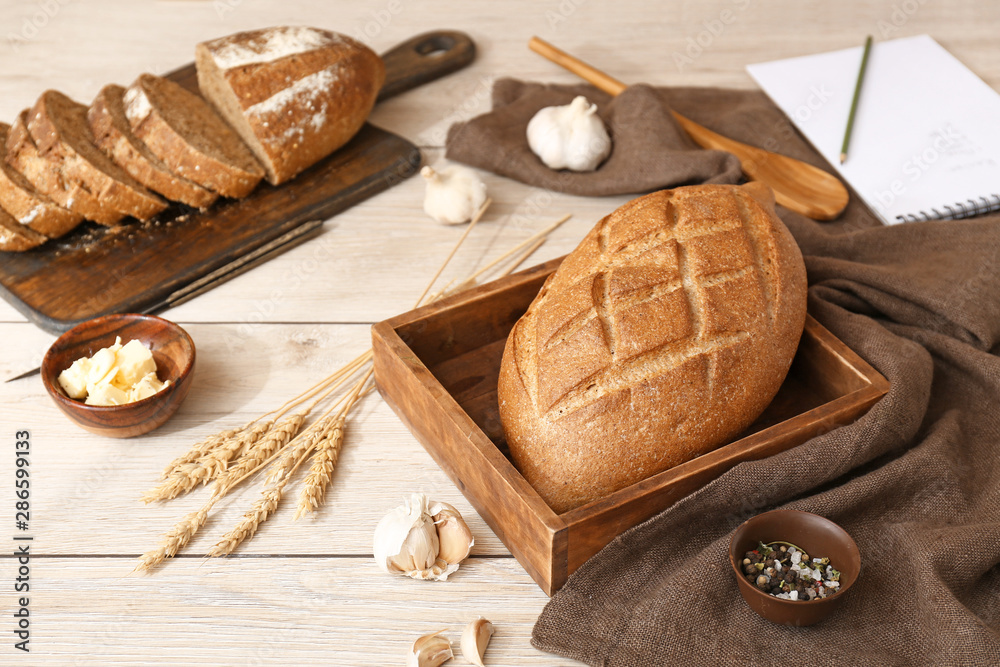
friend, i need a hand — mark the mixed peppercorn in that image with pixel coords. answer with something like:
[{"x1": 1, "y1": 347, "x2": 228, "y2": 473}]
[{"x1": 741, "y1": 541, "x2": 842, "y2": 601}]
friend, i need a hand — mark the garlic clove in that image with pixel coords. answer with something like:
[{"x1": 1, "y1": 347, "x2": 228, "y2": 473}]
[
  {"x1": 374, "y1": 494, "x2": 440, "y2": 575},
  {"x1": 388, "y1": 517, "x2": 440, "y2": 573},
  {"x1": 460, "y1": 618, "x2": 494, "y2": 667},
  {"x1": 407, "y1": 631, "x2": 454, "y2": 667},
  {"x1": 431, "y1": 502, "x2": 474, "y2": 565}
]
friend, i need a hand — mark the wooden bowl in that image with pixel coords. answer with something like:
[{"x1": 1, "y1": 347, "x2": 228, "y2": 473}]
[
  {"x1": 41, "y1": 313, "x2": 196, "y2": 438},
  {"x1": 729, "y1": 510, "x2": 861, "y2": 626}
]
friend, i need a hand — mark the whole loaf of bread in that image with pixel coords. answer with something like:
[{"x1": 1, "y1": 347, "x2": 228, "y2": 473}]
[{"x1": 497, "y1": 182, "x2": 808, "y2": 513}]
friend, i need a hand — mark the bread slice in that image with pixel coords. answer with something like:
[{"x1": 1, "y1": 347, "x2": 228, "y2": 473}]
[
  {"x1": 0, "y1": 204, "x2": 47, "y2": 251},
  {"x1": 124, "y1": 74, "x2": 264, "y2": 198},
  {"x1": 0, "y1": 122, "x2": 82, "y2": 238},
  {"x1": 29, "y1": 90, "x2": 167, "y2": 221},
  {"x1": 89, "y1": 85, "x2": 218, "y2": 210},
  {"x1": 196, "y1": 27, "x2": 385, "y2": 185},
  {"x1": 6, "y1": 109, "x2": 126, "y2": 226}
]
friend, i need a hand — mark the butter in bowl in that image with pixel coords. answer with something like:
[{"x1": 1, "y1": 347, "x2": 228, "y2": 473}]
[{"x1": 41, "y1": 313, "x2": 195, "y2": 438}]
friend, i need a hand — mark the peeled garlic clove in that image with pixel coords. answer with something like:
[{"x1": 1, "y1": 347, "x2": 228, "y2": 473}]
[
  {"x1": 421, "y1": 164, "x2": 488, "y2": 224},
  {"x1": 430, "y1": 502, "x2": 474, "y2": 565},
  {"x1": 460, "y1": 618, "x2": 494, "y2": 667},
  {"x1": 407, "y1": 631, "x2": 453, "y2": 667},
  {"x1": 374, "y1": 494, "x2": 440, "y2": 575},
  {"x1": 526, "y1": 95, "x2": 611, "y2": 172}
]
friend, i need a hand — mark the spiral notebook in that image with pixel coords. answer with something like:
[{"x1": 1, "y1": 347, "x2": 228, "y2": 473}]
[{"x1": 747, "y1": 35, "x2": 1000, "y2": 225}]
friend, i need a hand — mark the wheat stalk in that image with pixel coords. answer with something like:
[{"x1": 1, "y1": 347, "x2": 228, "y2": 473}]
[
  {"x1": 264, "y1": 416, "x2": 332, "y2": 486},
  {"x1": 292, "y1": 370, "x2": 372, "y2": 519},
  {"x1": 207, "y1": 488, "x2": 282, "y2": 558},
  {"x1": 456, "y1": 213, "x2": 569, "y2": 291},
  {"x1": 413, "y1": 197, "x2": 490, "y2": 307},
  {"x1": 135, "y1": 503, "x2": 213, "y2": 572},
  {"x1": 208, "y1": 378, "x2": 372, "y2": 554},
  {"x1": 293, "y1": 419, "x2": 345, "y2": 520},
  {"x1": 262, "y1": 349, "x2": 374, "y2": 423},
  {"x1": 142, "y1": 420, "x2": 273, "y2": 503},
  {"x1": 160, "y1": 423, "x2": 245, "y2": 479},
  {"x1": 208, "y1": 442, "x2": 314, "y2": 557},
  {"x1": 211, "y1": 412, "x2": 306, "y2": 499},
  {"x1": 154, "y1": 348, "x2": 372, "y2": 489}
]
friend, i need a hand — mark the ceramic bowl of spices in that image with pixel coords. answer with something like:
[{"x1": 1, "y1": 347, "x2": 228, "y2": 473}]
[
  {"x1": 729, "y1": 509, "x2": 861, "y2": 626},
  {"x1": 41, "y1": 313, "x2": 196, "y2": 438}
]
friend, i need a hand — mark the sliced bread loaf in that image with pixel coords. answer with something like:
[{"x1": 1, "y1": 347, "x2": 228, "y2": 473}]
[
  {"x1": 0, "y1": 122, "x2": 82, "y2": 238},
  {"x1": 124, "y1": 74, "x2": 264, "y2": 198},
  {"x1": 0, "y1": 204, "x2": 47, "y2": 251},
  {"x1": 196, "y1": 27, "x2": 385, "y2": 185},
  {"x1": 6, "y1": 109, "x2": 126, "y2": 226},
  {"x1": 89, "y1": 85, "x2": 218, "y2": 210},
  {"x1": 29, "y1": 90, "x2": 167, "y2": 221}
]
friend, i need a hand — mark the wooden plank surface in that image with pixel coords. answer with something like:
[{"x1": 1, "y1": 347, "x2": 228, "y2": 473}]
[
  {"x1": 20, "y1": 558, "x2": 553, "y2": 666},
  {"x1": 0, "y1": 0, "x2": 995, "y2": 664}
]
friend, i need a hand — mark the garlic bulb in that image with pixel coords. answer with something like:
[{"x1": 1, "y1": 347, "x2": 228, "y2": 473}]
[
  {"x1": 460, "y1": 618, "x2": 494, "y2": 667},
  {"x1": 421, "y1": 165, "x2": 487, "y2": 224},
  {"x1": 373, "y1": 493, "x2": 474, "y2": 581},
  {"x1": 526, "y1": 96, "x2": 612, "y2": 172},
  {"x1": 407, "y1": 631, "x2": 453, "y2": 667}
]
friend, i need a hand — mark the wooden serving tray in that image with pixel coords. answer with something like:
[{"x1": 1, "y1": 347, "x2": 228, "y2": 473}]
[
  {"x1": 372, "y1": 257, "x2": 890, "y2": 596},
  {"x1": 0, "y1": 31, "x2": 475, "y2": 334}
]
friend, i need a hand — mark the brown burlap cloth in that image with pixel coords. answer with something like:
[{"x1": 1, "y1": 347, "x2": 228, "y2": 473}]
[{"x1": 446, "y1": 80, "x2": 1000, "y2": 665}]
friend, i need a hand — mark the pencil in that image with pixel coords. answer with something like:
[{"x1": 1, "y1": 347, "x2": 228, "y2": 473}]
[{"x1": 840, "y1": 35, "x2": 873, "y2": 164}]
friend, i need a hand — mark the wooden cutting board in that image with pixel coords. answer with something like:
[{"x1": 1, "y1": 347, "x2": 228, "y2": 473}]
[{"x1": 0, "y1": 31, "x2": 475, "y2": 334}]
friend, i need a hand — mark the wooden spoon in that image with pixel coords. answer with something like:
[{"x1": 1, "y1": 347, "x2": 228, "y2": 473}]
[{"x1": 529, "y1": 37, "x2": 849, "y2": 221}]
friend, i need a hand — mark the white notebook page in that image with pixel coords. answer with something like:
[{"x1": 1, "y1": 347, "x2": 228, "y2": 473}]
[{"x1": 747, "y1": 35, "x2": 1000, "y2": 224}]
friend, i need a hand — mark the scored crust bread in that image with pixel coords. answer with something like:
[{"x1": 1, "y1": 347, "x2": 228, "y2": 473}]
[
  {"x1": 195, "y1": 26, "x2": 386, "y2": 185},
  {"x1": 6, "y1": 109, "x2": 126, "y2": 226},
  {"x1": 123, "y1": 73, "x2": 265, "y2": 198},
  {"x1": 0, "y1": 122, "x2": 82, "y2": 238},
  {"x1": 0, "y1": 204, "x2": 47, "y2": 251},
  {"x1": 89, "y1": 84, "x2": 218, "y2": 210},
  {"x1": 497, "y1": 182, "x2": 808, "y2": 514},
  {"x1": 28, "y1": 90, "x2": 167, "y2": 221}
]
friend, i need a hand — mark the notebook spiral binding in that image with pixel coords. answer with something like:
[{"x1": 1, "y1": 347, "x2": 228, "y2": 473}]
[{"x1": 896, "y1": 193, "x2": 1000, "y2": 223}]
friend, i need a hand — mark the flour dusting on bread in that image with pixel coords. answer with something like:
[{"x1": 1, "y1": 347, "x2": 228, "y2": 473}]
[
  {"x1": 123, "y1": 86, "x2": 152, "y2": 125},
  {"x1": 245, "y1": 65, "x2": 342, "y2": 146},
  {"x1": 19, "y1": 205, "x2": 42, "y2": 225},
  {"x1": 208, "y1": 26, "x2": 342, "y2": 69}
]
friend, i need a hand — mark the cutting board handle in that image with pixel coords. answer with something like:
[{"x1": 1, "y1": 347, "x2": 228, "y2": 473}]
[{"x1": 377, "y1": 30, "x2": 475, "y2": 101}]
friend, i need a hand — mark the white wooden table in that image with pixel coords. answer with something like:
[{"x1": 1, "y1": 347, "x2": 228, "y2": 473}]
[{"x1": 0, "y1": 1, "x2": 995, "y2": 664}]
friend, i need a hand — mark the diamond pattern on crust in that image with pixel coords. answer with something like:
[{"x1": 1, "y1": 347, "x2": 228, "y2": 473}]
[{"x1": 525, "y1": 188, "x2": 774, "y2": 420}]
